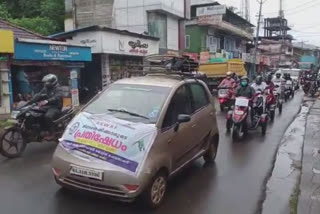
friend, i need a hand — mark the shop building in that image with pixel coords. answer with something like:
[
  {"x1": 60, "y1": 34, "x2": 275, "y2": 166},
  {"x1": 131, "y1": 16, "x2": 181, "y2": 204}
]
[
  {"x1": 0, "y1": 19, "x2": 92, "y2": 112},
  {"x1": 12, "y1": 39, "x2": 91, "y2": 107},
  {"x1": 185, "y1": 2, "x2": 254, "y2": 62},
  {"x1": 0, "y1": 30, "x2": 14, "y2": 115},
  {"x1": 51, "y1": 25, "x2": 160, "y2": 91},
  {"x1": 64, "y1": 0, "x2": 190, "y2": 53}
]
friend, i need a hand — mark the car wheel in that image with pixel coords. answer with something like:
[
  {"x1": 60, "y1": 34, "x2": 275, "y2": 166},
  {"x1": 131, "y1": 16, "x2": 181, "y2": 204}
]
[
  {"x1": 143, "y1": 171, "x2": 168, "y2": 209},
  {"x1": 203, "y1": 135, "x2": 219, "y2": 163}
]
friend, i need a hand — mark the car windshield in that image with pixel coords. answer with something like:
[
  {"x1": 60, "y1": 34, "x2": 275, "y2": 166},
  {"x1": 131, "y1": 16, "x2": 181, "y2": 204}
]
[{"x1": 84, "y1": 84, "x2": 171, "y2": 124}]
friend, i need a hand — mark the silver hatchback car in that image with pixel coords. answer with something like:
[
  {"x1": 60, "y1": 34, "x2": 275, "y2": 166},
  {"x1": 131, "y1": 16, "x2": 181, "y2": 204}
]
[{"x1": 52, "y1": 74, "x2": 219, "y2": 208}]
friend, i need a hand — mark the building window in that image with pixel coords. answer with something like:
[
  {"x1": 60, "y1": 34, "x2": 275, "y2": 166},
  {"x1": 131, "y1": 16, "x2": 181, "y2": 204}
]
[
  {"x1": 147, "y1": 12, "x2": 167, "y2": 49},
  {"x1": 207, "y1": 36, "x2": 218, "y2": 53},
  {"x1": 185, "y1": 35, "x2": 190, "y2": 49}
]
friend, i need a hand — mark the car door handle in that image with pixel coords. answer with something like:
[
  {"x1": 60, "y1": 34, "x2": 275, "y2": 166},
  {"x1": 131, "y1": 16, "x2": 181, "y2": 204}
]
[
  {"x1": 192, "y1": 124, "x2": 197, "y2": 128},
  {"x1": 168, "y1": 139, "x2": 172, "y2": 144},
  {"x1": 210, "y1": 112, "x2": 214, "y2": 116}
]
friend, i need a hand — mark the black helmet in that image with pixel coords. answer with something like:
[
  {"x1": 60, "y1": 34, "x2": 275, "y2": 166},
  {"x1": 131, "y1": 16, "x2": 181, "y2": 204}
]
[
  {"x1": 240, "y1": 76, "x2": 249, "y2": 87},
  {"x1": 256, "y1": 75, "x2": 263, "y2": 85},
  {"x1": 42, "y1": 74, "x2": 58, "y2": 89}
]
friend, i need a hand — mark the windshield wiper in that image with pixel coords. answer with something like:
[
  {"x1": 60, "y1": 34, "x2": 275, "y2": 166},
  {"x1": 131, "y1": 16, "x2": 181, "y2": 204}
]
[{"x1": 107, "y1": 109, "x2": 150, "y2": 120}]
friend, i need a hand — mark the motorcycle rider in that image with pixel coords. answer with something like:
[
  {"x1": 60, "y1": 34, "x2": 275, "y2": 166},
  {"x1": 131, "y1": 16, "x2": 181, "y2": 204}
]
[
  {"x1": 266, "y1": 73, "x2": 275, "y2": 90},
  {"x1": 218, "y1": 71, "x2": 236, "y2": 89},
  {"x1": 272, "y1": 71, "x2": 285, "y2": 98},
  {"x1": 251, "y1": 75, "x2": 268, "y2": 92},
  {"x1": 28, "y1": 74, "x2": 63, "y2": 140},
  {"x1": 235, "y1": 76, "x2": 256, "y2": 99}
]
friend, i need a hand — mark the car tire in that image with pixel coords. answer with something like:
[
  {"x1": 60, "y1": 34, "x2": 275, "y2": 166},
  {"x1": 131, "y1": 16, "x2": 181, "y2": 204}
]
[
  {"x1": 142, "y1": 171, "x2": 168, "y2": 209},
  {"x1": 203, "y1": 135, "x2": 219, "y2": 163}
]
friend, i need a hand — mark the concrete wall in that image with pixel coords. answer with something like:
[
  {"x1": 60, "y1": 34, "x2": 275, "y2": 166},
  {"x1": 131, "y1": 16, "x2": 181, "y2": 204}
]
[
  {"x1": 185, "y1": 25, "x2": 208, "y2": 53},
  {"x1": 65, "y1": 0, "x2": 115, "y2": 30},
  {"x1": 0, "y1": 61, "x2": 11, "y2": 114}
]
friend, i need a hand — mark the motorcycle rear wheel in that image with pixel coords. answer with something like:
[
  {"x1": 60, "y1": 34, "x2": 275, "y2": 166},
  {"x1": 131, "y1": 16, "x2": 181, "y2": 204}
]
[
  {"x1": 270, "y1": 110, "x2": 275, "y2": 122},
  {"x1": 0, "y1": 128, "x2": 26, "y2": 158},
  {"x1": 232, "y1": 124, "x2": 245, "y2": 141},
  {"x1": 278, "y1": 103, "x2": 283, "y2": 114}
]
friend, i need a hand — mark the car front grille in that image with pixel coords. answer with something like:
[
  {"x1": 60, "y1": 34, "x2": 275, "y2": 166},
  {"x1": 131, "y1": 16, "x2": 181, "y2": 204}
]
[{"x1": 59, "y1": 176, "x2": 127, "y2": 198}]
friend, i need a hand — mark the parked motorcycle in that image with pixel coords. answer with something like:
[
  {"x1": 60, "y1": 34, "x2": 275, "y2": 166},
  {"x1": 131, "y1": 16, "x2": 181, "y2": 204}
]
[
  {"x1": 226, "y1": 93, "x2": 268, "y2": 141},
  {"x1": 284, "y1": 80, "x2": 294, "y2": 102},
  {"x1": 218, "y1": 87, "x2": 234, "y2": 111},
  {"x1": 0, "y1": 101, "x2": 75, "y2": 158}
]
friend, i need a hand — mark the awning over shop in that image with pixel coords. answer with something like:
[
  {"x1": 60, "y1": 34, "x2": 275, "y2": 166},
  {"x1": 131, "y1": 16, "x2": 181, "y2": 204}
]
[{"x1": 14, "y1": 38, "x2": 92, "y2": 62}]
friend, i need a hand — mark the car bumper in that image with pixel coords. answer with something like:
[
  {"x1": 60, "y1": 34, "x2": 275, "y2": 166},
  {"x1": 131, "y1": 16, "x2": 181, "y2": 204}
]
[{"x1": 52, "y1": 145, "x2": 152, "y2": 200}]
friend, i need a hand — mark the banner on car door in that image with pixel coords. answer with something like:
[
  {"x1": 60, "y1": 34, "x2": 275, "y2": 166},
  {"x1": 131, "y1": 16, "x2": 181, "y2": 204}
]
[{"x1": 60, "y1": 112, "x2": 157, "y2": 176}]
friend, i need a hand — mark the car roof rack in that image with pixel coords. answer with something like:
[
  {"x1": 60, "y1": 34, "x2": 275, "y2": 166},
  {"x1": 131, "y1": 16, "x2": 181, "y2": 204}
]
[{"x1": 128, "y1": 54, "x2": 201, "y2": 79}]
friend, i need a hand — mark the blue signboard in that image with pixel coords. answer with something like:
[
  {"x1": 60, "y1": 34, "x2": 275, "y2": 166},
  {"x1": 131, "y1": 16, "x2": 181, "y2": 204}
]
[{"x1": 14, "y1": 41, "x2": 92, "y2": 62}]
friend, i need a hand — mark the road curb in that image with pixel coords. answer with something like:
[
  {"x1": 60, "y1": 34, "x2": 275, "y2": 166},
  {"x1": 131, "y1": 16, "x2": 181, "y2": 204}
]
[
  {"x1": 297, "y1": 99, "x2": 320, "y2": 214},
  {"x1": 261, "y1": 101, "x2": 312, "y2": 214}
]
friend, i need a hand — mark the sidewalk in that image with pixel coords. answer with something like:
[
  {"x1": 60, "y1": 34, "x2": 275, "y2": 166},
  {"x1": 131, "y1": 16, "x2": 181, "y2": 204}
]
[{"x1": 298, "y1": 99, "x2": 320, "y2": 214}]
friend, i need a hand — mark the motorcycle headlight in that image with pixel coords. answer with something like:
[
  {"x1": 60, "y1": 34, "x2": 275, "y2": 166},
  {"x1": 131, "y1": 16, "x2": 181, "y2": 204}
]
[{"x1": 11, "y1": 111, "x2": 20, "y2": 119}]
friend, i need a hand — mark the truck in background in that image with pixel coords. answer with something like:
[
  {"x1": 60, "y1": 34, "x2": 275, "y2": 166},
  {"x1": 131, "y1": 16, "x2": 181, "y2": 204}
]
[{"x1": 198, "y1": 59, "x2": 247, "y2": 90}]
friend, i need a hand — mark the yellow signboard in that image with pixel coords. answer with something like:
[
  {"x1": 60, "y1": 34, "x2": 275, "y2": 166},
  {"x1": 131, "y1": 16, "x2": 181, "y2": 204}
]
[{"x1": 0, "y1": 30, "x2": 14, "y2": 53}]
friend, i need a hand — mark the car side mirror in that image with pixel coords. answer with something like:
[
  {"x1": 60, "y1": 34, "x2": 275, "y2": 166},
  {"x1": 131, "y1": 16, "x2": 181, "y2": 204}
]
[{"x1": 174, "y1": 114, "x2": 191, "y2": 132}]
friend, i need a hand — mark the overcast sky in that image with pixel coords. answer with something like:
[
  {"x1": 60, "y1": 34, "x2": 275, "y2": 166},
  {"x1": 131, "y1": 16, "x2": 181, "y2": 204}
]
[{"x1": 192, "y1": 0, "x2": 320, "y2": 46}]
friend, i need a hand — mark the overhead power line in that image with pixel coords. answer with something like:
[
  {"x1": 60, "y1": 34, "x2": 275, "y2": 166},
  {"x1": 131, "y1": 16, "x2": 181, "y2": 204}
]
[{"x1": 263, "y1": 0, "x2": 320, "y2": 15}]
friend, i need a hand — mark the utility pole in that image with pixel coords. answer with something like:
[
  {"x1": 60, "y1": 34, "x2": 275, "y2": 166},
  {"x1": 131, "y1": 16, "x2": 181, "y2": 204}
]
[
  {"x1": 251, "y1": 0, "x2": 265, "y2": 79},
  {"x1": 279, "y1": 0, "x2": 283, "y2": 17}
]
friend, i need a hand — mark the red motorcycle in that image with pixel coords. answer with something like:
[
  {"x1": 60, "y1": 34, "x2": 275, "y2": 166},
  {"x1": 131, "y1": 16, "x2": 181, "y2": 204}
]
[
  {"x1": 226, "y1": 93, "x2": 268, "y2": 141},
  {"x1": 265, "y1": 88, "x2": 276, "y2": 121},
  {"x1": 218, "y1": 87, "x2": 235, "y2": 111}
]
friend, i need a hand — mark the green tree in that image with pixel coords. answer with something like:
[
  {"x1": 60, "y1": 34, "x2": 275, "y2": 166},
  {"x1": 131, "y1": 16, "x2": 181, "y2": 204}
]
[
  {"x1": 0, "y1": 3, "x2": 10, "y2": 20},
  {"x1": 0, "y1": 0, "x2": 64, "y2": 35},
  {"x1": 9, "y1": 17, "x2": 57, "y2": 36}
]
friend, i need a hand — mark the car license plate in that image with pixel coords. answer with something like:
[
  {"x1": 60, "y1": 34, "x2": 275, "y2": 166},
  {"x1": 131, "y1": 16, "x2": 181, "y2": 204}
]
[{"x1": 70, "y1": 165, "x2": 103, "y2": 180}]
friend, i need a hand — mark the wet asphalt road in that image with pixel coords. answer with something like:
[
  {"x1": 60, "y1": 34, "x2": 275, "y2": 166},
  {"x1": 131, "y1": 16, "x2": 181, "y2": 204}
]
[{"x1": 0, "y1": 92, "x2": 304, "y2": 214}]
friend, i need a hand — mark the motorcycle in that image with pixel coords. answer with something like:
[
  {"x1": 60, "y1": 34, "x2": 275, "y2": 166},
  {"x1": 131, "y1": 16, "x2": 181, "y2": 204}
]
[
  {"x1": 218, "y1": 87, "x2": 234, "y2": 111},
  {"x1": 303, "y1": 80, "x2": 318, "y2": 97},
  {"x1": 284, "y1": 80, "x2": 294, "y2": 102},
  {"x1": 265, "y1": 88, "x2": 276, "y2": 122},
  {"x1": 0, "y1": 100, "x2": 75, "y2": 158},
  {"x1": 226, "y1": 93, "x2": 268, "y2": 141},
  {"x1": 273, "y1": 84, "x2": 283, "y2": 114}
]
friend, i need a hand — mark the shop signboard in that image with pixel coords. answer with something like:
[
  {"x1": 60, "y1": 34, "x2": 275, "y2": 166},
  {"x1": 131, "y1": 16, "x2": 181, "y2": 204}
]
[
  {"x1": 14, "y1": 41, "x2": 92, "y2": 62},
  {"x1": 197, "y1": 5, "x2": 226, "y2": 17},
  {"x1": 198, "y1": 15, "x2": 223, "y2": 26},
  {"x1": 0, "y1": 30, "x2": 14, "y2": 54}
]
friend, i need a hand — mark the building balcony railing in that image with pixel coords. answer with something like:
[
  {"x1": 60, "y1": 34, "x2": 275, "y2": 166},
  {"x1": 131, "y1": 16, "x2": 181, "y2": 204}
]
[{"x1": 187, "y1": 15, "x2": 253, "y2": 40}]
